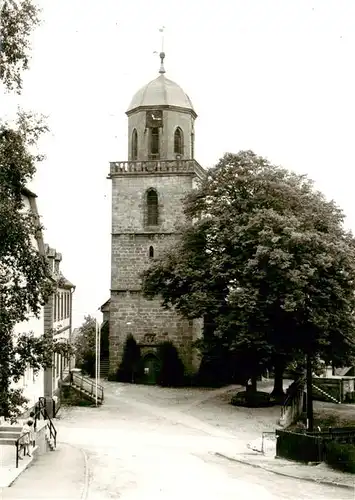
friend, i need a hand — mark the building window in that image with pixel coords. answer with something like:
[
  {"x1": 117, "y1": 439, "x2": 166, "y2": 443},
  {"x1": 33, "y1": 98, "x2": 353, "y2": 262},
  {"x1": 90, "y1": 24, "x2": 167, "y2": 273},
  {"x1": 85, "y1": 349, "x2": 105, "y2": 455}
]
[
  {"x1": 191, "y1": 131, "x2": 195, "y2": 159},
  {"x1": 149, "y1": 128, "x2": 160, "y2": 159},
  {"x1": 53, "y1": 294, "x2": 57, "y2": 322},
  {"x1": 60, "y1": 293, "x2": 63, "y2": 320},
  {"x1": 149, "y1": 246, "x2": 154, "y2": 259},
  {"x1": 146, "y1": 189, "x2": 158, "y2": 225},
  {"x1": 131, "y1": 129, "x2": 138, "y2": 160},
  {"x1": 174, "y1": 127, "x2": 183, "y2": 155}
]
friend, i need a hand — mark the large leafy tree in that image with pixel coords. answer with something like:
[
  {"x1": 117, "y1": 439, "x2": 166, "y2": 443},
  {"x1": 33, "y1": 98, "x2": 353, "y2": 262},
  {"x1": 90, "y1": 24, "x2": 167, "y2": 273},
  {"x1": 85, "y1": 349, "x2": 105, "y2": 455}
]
[
  {"x1": 142, "y1": 151, "x2": 355, "y2": 393},
  {"x1": 74, "y1": 316, "x2": 97, "y2": 378},
  {"x1": 0, "y1": 112, "x2": 74, "y2": 419},
  {"x1": 1, "y1": 0, "x2": 40, "y2": 93},
  {"x1": 0, "y1": 1, "x2": 73, "y2": 419}
]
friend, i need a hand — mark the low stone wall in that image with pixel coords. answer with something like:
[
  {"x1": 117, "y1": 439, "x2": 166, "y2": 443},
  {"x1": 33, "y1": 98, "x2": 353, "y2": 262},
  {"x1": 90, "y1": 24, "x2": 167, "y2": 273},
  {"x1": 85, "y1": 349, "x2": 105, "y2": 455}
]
[
  {"x1": 34, "y1": 420, "x2": 51, "y2": 454},
  {"x1": 279, "y1": 381, "x2": 305, "y2": 428}
]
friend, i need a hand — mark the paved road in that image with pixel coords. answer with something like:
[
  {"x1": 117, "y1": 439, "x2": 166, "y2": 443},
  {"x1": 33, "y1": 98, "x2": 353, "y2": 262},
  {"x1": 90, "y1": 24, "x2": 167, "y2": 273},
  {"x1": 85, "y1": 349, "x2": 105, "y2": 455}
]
[{"x1": 3, "y1": 382, "x2": 354, "y2": 499}]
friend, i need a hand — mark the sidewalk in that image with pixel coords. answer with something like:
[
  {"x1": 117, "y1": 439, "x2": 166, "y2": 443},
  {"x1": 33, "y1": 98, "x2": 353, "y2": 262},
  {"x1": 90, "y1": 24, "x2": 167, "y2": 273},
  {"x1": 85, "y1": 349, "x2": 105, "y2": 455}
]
[
  {"x1": 216, "y1": 450, "x2": 355, "y2": 490},
  {"x1": 0, "y1": 442, "x2": 88, "y2": 499}
]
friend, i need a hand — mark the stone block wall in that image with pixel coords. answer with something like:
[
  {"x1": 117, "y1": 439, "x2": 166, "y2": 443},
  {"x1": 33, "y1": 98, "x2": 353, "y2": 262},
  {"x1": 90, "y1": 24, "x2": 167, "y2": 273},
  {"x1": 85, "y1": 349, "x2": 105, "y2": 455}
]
[
  {"x1": 111, "y1": 233, "x2": 178, "y2": 290},
  {"x1": 109, "y1": 291, "x2": 197, "y2": 376},
  {"x1": 111, "y1": 174, "x2": 193, "y2": 234},
  {"x1": 127, "y1": 108, "x2": 196, "y2": 161}
]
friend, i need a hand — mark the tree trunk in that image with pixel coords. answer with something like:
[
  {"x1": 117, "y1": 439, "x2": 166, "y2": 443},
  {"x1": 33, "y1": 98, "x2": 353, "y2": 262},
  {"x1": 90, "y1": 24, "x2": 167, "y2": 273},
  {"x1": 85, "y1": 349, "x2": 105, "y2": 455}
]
[
  {"x1": 271, "y1": 356, "x2": 285, "y2": 400},
  {"x1": 251, "y1": 375, "x2": 257, "y2": 392}
]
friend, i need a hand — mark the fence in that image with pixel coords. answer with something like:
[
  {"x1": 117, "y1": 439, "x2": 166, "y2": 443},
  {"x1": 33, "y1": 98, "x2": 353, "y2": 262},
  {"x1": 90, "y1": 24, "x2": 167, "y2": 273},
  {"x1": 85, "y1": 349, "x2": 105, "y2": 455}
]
[{"x1": 276, "y1": 428, "x2": 355, "y2": 463}]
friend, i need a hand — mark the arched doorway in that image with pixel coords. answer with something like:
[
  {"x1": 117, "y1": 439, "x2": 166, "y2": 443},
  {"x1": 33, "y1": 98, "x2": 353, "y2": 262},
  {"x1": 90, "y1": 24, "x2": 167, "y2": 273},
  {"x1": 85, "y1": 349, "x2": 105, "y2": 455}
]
[{"x1": 142, "y1": 353, "x2": 161, "y2": 385}]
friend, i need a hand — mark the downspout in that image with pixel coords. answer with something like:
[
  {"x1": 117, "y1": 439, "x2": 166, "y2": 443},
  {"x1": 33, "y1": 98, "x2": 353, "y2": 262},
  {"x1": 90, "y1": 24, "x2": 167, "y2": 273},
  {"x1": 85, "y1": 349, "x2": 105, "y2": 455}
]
[{"x1": 69, "y1": 286, "x2": 76, "y2": 371}]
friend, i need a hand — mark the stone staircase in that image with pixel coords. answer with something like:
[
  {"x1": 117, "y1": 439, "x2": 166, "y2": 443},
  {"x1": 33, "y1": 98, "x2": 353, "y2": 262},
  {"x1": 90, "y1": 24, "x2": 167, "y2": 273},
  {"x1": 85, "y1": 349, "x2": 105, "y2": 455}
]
[
  {"x1": 100, "y1": 358, "x2": 109, "y2": 378},
  {"x1": 45, "y1": 433, "x2": 55, "y2": 451},
  {"x1": 0, "y1": 425, "x2": 22, "y2": 447},
  {"x1": 0, "y1": 405, "x2": 57, "y2": 488}
]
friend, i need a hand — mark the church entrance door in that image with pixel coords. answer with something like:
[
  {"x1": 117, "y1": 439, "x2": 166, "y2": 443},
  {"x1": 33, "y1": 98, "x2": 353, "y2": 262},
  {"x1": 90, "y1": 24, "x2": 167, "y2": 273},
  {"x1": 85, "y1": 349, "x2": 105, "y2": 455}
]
[{"x1": 142, "y1": 354, "x2": 161, "y2": 385}]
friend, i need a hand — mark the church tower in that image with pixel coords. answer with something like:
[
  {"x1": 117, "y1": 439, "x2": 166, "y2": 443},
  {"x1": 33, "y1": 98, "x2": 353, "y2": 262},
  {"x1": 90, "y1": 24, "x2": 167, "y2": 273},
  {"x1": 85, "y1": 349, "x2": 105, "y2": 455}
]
[{"x1": 108, "y1": 51, "x2": 205, "y2": 383}]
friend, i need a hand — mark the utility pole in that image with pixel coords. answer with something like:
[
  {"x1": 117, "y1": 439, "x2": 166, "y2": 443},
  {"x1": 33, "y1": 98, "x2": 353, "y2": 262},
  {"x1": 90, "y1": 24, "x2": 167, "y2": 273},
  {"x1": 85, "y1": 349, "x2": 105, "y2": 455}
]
[{"x1": 306, "y1": 352, "x2": 314, "y2": 431}]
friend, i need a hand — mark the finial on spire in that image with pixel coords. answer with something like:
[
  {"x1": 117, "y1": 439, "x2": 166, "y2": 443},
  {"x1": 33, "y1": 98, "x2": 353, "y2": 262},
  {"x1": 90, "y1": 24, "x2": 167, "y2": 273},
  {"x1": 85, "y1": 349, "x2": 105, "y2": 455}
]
[
  {"x1": 158, "y1": 26, "x2": 166, "y2": 74},
  {"x1": 159, "y1": 52, "x2": 166, "y2": 74}
]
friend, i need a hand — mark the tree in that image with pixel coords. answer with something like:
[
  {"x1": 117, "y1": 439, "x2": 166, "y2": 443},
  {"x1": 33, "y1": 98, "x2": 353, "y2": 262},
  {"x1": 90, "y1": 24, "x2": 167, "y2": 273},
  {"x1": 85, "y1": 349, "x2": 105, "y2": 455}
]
[
  {"x1": 0, "y1": 112, "x2": 73, "y2": 419},
  {"x1": 118, "y1": 334, "x2": 141, "y2": 383},
  {"x1": 142, "y1": 151, "x2": 355, "y2": 396},
  {"x1": 74, "y1": 316, "x2": 97, "y2": 378},
  {"x1": 0, "y1": 0, "x2": 40, "y2": 93},
  {"x1": 0, "y1": 1, "x2": 73, "y2": 420}
]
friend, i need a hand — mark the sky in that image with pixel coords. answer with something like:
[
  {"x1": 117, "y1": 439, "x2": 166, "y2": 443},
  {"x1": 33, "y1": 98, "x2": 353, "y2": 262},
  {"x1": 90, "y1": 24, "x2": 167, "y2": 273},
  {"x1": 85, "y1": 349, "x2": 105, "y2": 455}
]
[{"x1": 2, "y1": 0, "x2": 355, "y2": 328}]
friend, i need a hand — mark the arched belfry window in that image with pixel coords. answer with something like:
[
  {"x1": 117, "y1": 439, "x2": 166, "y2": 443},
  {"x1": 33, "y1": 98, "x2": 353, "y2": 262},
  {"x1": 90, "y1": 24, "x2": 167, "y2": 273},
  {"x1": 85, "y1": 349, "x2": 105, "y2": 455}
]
[
  {"x1": 149, "y1": 246, "x2": 154, "y2": 259},
  {"x1": 149, "y1": 128, "x2": 160, "y2": 159},
  {"x1": 174, "y1": 127, "x2": 184, "y2": 155},
  {"x1": 191, "y1": 131, "x2": 195, "y2": 159},
  {"x1": 146, "y1": 189, "x2": 158, "y2": 226},
  {"x1": 131, "y1": 129, "x2": 138, "y2": 160}
]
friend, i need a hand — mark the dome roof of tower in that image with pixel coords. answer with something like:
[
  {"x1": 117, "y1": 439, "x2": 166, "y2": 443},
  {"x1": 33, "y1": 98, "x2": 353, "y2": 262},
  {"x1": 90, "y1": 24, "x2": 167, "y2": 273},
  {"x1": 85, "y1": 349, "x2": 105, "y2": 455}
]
[{"x1": 127, "y1": 74, "x2": 195, "y2": 114}]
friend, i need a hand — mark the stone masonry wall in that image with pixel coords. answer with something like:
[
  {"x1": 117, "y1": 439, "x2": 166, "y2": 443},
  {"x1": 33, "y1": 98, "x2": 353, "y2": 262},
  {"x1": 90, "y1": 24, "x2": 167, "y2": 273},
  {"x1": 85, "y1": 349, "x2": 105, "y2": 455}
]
[
  {"x1": 109, "y1": 292, "x2": 195, "y2": 375},
  {"x1": 111, "y1": 174, "x2": 193, "y2": 234},
  {"x1": 111, "y1": 233, "x2": 178, "y2": 290},
  {"x1": 127, "y1": 108, "x2": 195, "y2": 161}
]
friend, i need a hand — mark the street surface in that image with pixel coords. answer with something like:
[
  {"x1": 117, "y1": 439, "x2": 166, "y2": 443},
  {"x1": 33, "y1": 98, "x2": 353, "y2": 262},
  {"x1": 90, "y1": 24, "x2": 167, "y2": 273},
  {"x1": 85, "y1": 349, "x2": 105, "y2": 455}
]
[{"x1": 3, "y1": 381, "x2": 354, "y2": 499}]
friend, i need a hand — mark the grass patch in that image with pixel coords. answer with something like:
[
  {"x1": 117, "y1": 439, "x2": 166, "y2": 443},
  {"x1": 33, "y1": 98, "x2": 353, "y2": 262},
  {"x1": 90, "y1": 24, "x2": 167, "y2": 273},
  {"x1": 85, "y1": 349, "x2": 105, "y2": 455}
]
[{"x1": 231, "y1": 390, "x2": 274, "y2": 408}]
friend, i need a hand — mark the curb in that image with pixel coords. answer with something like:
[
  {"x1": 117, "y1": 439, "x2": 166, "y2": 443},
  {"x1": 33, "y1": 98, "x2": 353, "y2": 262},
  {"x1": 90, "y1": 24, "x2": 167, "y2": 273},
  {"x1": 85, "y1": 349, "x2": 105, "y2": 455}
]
[
  {"x1": 3, "y1": 446, "x2": 39, "y2": 488},
  {"x1": 215, "y1": 453, "x2": 354, "y2": 491},
  {"x1": 60, "y1": 441, "x2": 90, "y2": 500}
]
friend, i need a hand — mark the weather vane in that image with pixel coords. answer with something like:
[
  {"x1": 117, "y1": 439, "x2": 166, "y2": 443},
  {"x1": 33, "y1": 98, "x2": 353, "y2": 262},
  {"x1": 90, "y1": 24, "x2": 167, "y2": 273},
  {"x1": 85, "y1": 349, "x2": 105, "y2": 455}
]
[{"x1": 159, "y1": 26, "x2": 165, "y2": 53}]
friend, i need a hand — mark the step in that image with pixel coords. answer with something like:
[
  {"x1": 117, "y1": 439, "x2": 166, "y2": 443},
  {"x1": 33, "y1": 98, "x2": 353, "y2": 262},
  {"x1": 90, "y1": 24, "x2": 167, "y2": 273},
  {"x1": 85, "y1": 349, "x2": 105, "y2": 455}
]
[
  {"x1": 72, "y1": 385, "x2": 103, "y2": 398},
  {"x1": 0, "y1": 426, "x2": 23, "y2": 432},
  {"x1": 0, "y1": 431, "x2": 22, "y2": 439},
  {"x1": 0, "y1": 438, "x2": 17, "y2": 445}
]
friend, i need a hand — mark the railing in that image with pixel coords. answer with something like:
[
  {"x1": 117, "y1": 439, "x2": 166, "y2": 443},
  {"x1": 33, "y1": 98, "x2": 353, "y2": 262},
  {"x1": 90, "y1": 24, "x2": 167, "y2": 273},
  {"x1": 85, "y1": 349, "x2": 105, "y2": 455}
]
[
  {"x1": 312, "y1": 383, "x2": 341, "y2": 404},
  {"x1": 70, "y1": 371, "x2": 104, "y2": 402},
  {"x1": 15, "y1": 430, "x2": 30, "y2": 469},
  {"x1": 277, "y1": 427, "x2": 355, "y2": 463},
  {"x1": 15, "y1": 397, "x2": 57, "y2": 468},
  {"x1": 36, "y1": 398, "x2": 57, "y2": 447},
  {"x1": 109, "y1": 159, "x2": 205, "y2": 179}
]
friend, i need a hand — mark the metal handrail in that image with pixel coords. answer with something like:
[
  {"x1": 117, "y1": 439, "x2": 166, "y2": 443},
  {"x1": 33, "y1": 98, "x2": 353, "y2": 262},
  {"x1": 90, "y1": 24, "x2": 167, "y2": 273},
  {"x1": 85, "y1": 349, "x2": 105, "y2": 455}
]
[
  {"x1": 15, "y1": 430, "x2": 30, "y2": 468},
  {"x1": 70, "y1": 371, "x2": 104, "y2": 400},
  {"x1": 36, "y1": 397, "x2": 57, "y2": 448}
]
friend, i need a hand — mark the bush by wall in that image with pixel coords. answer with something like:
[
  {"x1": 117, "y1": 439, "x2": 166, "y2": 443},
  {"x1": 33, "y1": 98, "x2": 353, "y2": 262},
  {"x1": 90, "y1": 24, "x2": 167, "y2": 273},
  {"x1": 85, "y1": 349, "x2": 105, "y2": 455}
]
[
  {"x1": 231, "y1": 390, "x2": 272, "y2": 408},
  {"x1": 118, "y1": 334, "x2": 141, "y2": 383},
  {"x1": 324, "y1": 442, "x2": 355, "y2": 473},
  {"x1": 157, "y1": 341, "x2": 184, "y2": 387}
]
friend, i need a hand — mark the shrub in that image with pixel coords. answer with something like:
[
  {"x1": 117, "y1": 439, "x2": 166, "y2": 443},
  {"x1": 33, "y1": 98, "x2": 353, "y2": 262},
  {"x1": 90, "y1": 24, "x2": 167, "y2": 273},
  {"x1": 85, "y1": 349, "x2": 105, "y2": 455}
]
[
  {"x1": 119, "y1": 335, "x2": 141, "y2": 383},
  {"x1": 231, "y1": 390, "x2": 273, "y2": 408},
  {"x1": 157, "y1": 341, "x2": 184, "y2": 387},
  {"x1": 324, "y1": 442, "x2": 355, "y2": 473}
]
